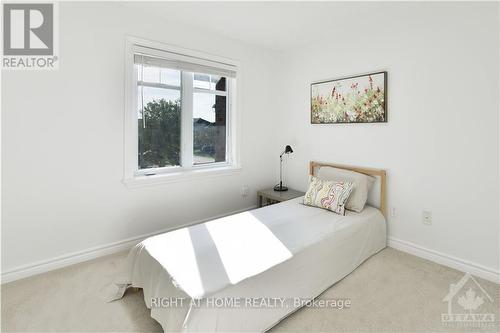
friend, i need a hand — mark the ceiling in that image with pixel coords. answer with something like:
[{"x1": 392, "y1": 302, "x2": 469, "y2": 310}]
[{"x1": 119, "y1": 1, "x2": 389, "y2": 51}]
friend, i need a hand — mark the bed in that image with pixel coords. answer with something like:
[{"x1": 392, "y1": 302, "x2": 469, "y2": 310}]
[{"x1": 111, "y1": 162, "x2": 387, "y2": 332}]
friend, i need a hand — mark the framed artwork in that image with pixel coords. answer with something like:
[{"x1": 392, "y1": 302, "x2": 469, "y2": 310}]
[{"x1": 311, "y1": 71, "x2": 387, "y2": 124}]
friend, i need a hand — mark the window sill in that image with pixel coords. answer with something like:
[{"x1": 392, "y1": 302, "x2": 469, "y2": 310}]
[{"x1": 123, "y1": 165, "x2": 242, "y2": 189}]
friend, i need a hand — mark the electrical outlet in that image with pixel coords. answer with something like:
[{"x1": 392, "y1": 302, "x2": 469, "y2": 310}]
[
  {"x1": 241, "y1": 185, "x2": 249, "y2": 197},
  {"x1": 390, "y1": 207, "x2": 397, "y2": 218},
  {"x1": 422, "y1": 211, "x2": 432, "y2": 225}
]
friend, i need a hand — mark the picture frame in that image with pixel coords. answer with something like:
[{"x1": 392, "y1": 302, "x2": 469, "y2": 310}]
[{"x1": 310, "y1": 71, "x2": 387, "y2": 124}]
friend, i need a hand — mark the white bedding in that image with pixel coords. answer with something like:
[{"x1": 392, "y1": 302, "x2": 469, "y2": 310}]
[{"x1": 112, "y1": 197, "x2": 386, "y2": 332}]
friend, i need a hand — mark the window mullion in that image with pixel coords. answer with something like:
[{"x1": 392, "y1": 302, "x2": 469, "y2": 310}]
[
  {"x1": 181, "y1": 72, "x2": 194, "y2": 168},
  {"x1": 193, "y1": 87, "x2": 227, "y2": 96}
]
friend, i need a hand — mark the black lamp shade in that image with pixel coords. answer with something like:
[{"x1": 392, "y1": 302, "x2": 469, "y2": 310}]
[{"x1": 285, "y1": 145, "x2": 293, "y2": 154}]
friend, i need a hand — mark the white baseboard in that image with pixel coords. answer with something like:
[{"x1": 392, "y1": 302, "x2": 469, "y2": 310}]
[
  {"x1": 388, "y1": 237, "x2": 500, "y2": 284},
  {"x1": 1, "y1": 205, "x2": 257, "y2": 284}
]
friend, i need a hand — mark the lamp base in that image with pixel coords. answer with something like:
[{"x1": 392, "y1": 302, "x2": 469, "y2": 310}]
[{"x1": 273, "y1": 185, "x2": 288, "y2": 192}]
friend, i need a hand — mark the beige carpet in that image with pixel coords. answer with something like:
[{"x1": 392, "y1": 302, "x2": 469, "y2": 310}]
[{"x1": 2, "y1": 248, "x2": 499, "y2": 332}]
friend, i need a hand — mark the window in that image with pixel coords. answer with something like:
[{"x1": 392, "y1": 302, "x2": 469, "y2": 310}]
[
  {"x1": 124, "y1": 38, "x2": 240, "y2": 186},
  {"x1": 137, "y1": 60, "x2": 182, "y2": 170},
  {"x1": 192, "y1": 74, "x2": 227, "y2": 165}
]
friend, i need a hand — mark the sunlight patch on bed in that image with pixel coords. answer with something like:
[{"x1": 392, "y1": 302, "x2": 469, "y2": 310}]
[
  {"x1": 141, "y1": 212, "x2": 293, "y2": 297},
  {"x1": 205, "y1": 212, "x2": 293, "y2": 284},
  {"x1": 142, "y1": 229, "x2": 205, "y2": 298}
]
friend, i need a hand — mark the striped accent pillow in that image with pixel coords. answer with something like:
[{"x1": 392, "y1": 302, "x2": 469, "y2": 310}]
[{"x1": 303, "y1": 176, "x2": 354, "y2": 215}]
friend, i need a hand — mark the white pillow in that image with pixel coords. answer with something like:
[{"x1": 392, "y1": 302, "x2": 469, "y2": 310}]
[{"x1": 317, "y1": 167, "x2": 375, "y2": 212}]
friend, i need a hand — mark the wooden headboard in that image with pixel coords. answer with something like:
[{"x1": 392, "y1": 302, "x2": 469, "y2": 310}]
[{"x1": 309, "y1": 161, "x2": 387, "y2": 217}]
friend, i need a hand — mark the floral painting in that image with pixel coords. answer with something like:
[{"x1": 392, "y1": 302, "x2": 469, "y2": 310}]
[{"x1": 311, "y1": 72, "x2": 387, "y2": 124}]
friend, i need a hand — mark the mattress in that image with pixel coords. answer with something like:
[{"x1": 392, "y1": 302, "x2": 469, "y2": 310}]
[{"x1": 111, "y1": 197, "x2": 386, "y2": 332}]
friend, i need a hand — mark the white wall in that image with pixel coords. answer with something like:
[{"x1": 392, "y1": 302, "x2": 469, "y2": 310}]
[
  {"x1": 1, "y1": 3, "x2": 279, "y2": 273},
  {"x1": 276, "y1": 2, "x2": 500, "y2": 274}
]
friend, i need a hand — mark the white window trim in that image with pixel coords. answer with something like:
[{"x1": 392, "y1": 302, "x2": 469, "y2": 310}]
[{"x1": 123, "y1": 36, "x2": 242, "y2": 188}]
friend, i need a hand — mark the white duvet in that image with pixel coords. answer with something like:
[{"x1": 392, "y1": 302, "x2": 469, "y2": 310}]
[{"x1": 112, "y1": 197, "x2": 386, "y2": 332}]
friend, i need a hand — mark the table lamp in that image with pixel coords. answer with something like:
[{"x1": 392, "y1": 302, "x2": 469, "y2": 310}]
[{"x1": 274, "y1": 145, "x2": 293, "y2": 191}]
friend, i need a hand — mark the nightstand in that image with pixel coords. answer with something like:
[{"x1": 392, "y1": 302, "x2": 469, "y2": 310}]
[{"x1": 257, "y1": 188, "x2": 305, "y2": 207}]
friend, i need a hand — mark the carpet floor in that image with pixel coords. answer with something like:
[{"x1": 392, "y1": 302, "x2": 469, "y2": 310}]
[{"x1": 2, "y1": 247, "x2": 499, "y2": 332}]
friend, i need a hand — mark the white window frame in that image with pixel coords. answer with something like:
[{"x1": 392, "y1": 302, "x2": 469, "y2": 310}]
[{"x1": 123, "y1": 36, "x2": 241, "y2": 188}]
